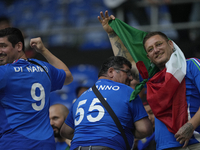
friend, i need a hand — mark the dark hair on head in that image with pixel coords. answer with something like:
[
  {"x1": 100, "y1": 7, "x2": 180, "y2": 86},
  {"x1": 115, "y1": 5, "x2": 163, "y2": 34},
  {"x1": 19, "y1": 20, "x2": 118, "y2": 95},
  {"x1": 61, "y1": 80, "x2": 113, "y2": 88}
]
[
  {"x1": 98, "y1": 56, "x2": 132, "y2": 78},
  {"x1": 143, "y1": 31, "x2": 169, "y2": 51},
  {"x1": 0, "y1": 27, "x2": 25, "y2": 52}
]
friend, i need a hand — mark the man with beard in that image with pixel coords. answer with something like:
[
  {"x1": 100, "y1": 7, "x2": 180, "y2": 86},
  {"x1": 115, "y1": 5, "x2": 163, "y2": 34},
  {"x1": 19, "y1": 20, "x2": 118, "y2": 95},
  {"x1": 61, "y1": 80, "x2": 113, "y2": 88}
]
[{"x1": 49, "y1": 104, "x2": 71, "y2": 150}]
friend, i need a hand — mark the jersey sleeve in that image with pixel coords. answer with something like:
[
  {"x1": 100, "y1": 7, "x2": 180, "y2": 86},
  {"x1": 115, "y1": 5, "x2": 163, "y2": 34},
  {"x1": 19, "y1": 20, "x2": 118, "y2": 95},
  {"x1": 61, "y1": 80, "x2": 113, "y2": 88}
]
[
  {"x1": 187, "y1": 58, "x2": 200, "y2": 93},
  {"x1": 129, "y1": 95, "x2": 148, "y2": 122},
  {"x1": 42, "y1": 61, "x2": 66, "y2": 92}
]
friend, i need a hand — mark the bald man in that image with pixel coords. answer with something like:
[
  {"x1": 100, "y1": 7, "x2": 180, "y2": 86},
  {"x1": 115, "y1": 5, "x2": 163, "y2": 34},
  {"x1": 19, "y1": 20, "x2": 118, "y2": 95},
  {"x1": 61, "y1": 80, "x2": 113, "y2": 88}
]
[{"x1": 49, "y1": 104, "x2": 71, "y2": 150}]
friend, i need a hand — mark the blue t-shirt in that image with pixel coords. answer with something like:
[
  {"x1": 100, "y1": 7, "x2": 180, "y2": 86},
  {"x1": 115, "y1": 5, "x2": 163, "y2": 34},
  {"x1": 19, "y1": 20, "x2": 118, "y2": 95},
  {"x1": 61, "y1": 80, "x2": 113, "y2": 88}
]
[
  {"x1": 155, "y1": 58, "x2": 200, "y2": 150},
  {"x1": 65, "y1": 79, "x2": 148, "y2": 150},
  {"x1": 56, "y1": 141, "x2": 69, "y2": 150},
  {"x1": 0, "y1": 59, "x2": 66, "y2": 150}
]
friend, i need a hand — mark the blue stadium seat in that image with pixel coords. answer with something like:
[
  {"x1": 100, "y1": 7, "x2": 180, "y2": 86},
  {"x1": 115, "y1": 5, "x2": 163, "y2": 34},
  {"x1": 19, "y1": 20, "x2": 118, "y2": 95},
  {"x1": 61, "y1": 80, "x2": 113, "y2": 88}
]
[
  {"x1": 69, "y1": 64, "x2": 99, "y2": 83},
  {"x1": 79, "y1": 31, "x2": 111, "y2": 50}
]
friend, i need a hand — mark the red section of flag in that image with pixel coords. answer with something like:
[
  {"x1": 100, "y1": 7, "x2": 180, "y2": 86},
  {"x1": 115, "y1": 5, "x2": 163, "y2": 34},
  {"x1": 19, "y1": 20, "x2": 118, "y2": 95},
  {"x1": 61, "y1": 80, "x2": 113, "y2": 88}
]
[
  {"x1": 146, "y1": 68, "x2": 188, "y2": 134},
  {"x1": 136, "y1": 61, "x2": 148, "y2": 79}
]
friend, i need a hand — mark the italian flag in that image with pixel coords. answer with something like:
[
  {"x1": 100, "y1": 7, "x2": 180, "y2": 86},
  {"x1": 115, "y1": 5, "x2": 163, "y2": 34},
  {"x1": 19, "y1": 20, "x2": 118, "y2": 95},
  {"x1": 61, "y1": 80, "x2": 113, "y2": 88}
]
[{"x1": 109, "y1": 19, "x2": 188, "y2": 134}]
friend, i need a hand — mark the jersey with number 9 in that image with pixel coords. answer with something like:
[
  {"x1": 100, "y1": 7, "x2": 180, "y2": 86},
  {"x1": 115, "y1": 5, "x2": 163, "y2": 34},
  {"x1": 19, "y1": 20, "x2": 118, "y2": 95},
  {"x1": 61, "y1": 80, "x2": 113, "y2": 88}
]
[{"x1": 0, "y1": 59, "x2": 66, "y2": 149}]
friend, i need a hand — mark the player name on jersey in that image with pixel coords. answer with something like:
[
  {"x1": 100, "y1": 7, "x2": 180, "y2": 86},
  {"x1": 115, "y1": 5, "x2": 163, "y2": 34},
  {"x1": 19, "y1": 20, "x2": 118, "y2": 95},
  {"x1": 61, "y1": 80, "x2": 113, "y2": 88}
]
[
  {"x1": 13, "y1": 66, "x2": 48, "y2": 73},
  {"x1": 89, "y1": 85, "x2": 120, "y2": 91}
]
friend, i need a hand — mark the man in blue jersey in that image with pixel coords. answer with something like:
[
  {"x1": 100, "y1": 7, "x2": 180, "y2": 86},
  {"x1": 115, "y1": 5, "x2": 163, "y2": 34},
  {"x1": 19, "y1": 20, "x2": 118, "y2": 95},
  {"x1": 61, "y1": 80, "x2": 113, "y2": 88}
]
[
  {"x1": 0, "y1": 27, "x2": 73, "y2": 150},
  {"x1": 49, "y1": 104, "x2": 71, "y2": 150},
  {"x1": 98, "y1": 11, "x2": 200, "y2": 150},
  {"x1": 60, "y1": 56, "x2": 153, "y2": 150}
]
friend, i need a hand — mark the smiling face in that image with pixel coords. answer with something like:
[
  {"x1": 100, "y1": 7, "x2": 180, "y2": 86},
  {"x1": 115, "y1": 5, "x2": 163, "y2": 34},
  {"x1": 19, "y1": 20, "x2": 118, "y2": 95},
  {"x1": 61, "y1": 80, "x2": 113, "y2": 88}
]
[
  {"x1": 0, "y1": 36, "x2": 22, "y2": 65},
  {"x1": 144, "y1": 34, "x2": 174, "y2": 70}
]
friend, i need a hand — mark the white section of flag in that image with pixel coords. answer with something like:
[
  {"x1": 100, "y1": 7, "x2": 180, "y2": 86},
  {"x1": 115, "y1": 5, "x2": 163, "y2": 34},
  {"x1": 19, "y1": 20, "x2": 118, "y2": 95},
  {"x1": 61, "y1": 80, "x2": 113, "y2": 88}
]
[{"x1": 166, "y1": 42, "x2": 186, "y2": 83}]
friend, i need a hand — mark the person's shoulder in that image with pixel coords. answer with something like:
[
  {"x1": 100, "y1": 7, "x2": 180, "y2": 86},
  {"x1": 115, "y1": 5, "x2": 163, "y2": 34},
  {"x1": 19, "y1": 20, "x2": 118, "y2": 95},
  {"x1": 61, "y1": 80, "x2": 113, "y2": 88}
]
[
  {"x1": 186, "y1": 58, "x2": 200, "y2": 68},
  {"x1": 28, "y1": 58, "x2": 47, "y2": 64},
  {"x1": 0, "y1": 64, "x2": 8, "y2": 72},
  {"x1": 186, "y1": 58, "x2": 200, "y2": 63}
]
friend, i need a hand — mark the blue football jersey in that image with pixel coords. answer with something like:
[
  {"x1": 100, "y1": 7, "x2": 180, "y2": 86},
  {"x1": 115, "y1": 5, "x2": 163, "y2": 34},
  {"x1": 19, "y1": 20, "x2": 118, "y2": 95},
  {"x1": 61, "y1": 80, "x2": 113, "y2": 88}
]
[
  {"x1": 0, "y1": 59, "x2": 66, "y2": 150},
  {"x1": 155, "y1": 58, "x2": 200, "y2": 150},
  {"x1": 65, "y1": 79, "x2": 148, "y2": 150}
]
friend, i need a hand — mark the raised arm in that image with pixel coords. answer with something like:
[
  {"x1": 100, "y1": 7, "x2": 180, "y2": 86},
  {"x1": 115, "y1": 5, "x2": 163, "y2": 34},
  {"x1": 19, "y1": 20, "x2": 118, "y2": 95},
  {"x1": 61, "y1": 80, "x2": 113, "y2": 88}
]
[
  {"x1": 30, "y1": 37, "x2": 73, "y2": 85},
  {"x1": 98, "y1": 10, "x2": 134, "y2": 63}
]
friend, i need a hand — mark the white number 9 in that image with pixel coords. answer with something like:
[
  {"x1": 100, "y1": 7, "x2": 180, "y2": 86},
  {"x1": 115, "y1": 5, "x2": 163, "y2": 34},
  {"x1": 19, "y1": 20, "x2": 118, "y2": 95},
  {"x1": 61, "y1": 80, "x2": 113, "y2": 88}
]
[{"x1": 31, "y1": 83, "x2": 45, "y2": 111}]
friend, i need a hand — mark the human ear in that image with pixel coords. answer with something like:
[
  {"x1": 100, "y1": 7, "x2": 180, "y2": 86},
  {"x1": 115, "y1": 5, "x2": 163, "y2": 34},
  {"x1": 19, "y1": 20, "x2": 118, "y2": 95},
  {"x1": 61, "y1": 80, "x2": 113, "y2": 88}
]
[
  {"x1": 168, "y1": 40, "x2": 174, "y2": 50},
  {"x1": 16, "y1": 42, "x2": 23, "y2": 52},
  {"x1": 108, "y1": 67, "x2": 115, "y2": 78}
]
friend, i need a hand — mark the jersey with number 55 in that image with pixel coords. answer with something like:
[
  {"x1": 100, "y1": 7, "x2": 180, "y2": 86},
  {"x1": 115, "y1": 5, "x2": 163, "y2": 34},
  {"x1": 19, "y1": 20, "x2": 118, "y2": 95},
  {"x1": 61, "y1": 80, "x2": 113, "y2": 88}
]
[{"x1": 65, "y1": 79, "x2": 148, "y2": 150}]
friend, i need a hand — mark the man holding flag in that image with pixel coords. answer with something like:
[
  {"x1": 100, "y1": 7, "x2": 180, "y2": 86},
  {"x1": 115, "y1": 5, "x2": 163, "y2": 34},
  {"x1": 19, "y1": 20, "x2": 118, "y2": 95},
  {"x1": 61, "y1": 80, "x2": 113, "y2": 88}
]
[{"x1": 98, "y1": 10, "x2": 200, "y2": 150}]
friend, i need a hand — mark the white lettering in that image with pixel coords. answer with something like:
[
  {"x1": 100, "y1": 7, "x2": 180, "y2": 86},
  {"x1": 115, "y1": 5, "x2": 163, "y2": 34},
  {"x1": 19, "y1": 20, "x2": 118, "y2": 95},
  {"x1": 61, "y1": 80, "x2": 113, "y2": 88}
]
[
  {"x1": 105, "y1": 85, "x2": 112, "y2": 90},
  {"x1": 37, "y1": 66, "x2": 43, "y2": 72},
  {"x1": 32, "y1": 66, "x2": 38, "y2": 72},
  {"x1": 95, "y1": 85, "x2": 120, "y2": 91},
  {"x1": 26, "y1": 66, "x2": 47, "y2": 73},
  {"x1": 14, "y1": 67, "x2": 22, "y2": 72},
  {"x1": 26, "y1": 66, "x2": 32, "y2": 72},
  {"x1": 99, "y1": 85, "x2": 106, "y2": 90},
  {"x1": 112, "y1": 86, "x2": 120, "y2": 91},
  {"x1": 43, "y1": 66, "x2": 48, "y2": 73}
]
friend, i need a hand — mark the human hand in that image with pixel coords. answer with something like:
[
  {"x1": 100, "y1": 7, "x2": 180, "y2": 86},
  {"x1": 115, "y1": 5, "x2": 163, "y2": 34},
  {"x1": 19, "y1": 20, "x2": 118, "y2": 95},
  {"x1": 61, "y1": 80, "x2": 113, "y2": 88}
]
[
  {"x1": 30, "y1": 37, "x2": 47, "y2": 54},
  {"x1": 97, "y1": 10, "x2": 115, "y2": 34},
  {"x1": 175, "y1": 122, "x2": 194, "y2": 148}
]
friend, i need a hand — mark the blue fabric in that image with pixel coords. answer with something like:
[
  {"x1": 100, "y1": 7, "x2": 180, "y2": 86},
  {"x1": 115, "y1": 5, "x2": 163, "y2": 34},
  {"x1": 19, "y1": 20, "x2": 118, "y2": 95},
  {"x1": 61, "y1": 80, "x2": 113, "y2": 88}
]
[
  {"x1": 65, "y1": 79, "x2": 148, "y2": 150},
  {"x1": 0, "y1": 59, "x2": 66, "y2": 149},
  {"x1": 137, "y1": 132, "x2": 155, "y2": 150},
  {"x1": 56, "y1": 142, "x2": 68, "y2": 150},
  {"x1": 155, "y1": 58, "x2": 200, "y2": 150}
]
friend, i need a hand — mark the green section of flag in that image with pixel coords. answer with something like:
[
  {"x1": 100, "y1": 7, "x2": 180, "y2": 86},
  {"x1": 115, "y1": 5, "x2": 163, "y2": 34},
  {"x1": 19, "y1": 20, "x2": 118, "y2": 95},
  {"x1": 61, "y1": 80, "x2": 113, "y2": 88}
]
[
  {"x1": 109, "y1": 19, "x2": 149, "y2": 69},
  {"x1": 108, "y1": 18, "x2": 159, "y2": 100},
  {"x1": 65, "y1": 146, "x2": 70, "y2": 150}
]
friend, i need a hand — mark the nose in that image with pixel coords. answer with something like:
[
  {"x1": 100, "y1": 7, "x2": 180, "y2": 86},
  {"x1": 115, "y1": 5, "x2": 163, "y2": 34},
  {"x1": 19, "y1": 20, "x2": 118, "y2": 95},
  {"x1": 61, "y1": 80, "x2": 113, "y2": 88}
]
[{"x1": 154, "y1": 46, "x2": 160, "y2": 53}]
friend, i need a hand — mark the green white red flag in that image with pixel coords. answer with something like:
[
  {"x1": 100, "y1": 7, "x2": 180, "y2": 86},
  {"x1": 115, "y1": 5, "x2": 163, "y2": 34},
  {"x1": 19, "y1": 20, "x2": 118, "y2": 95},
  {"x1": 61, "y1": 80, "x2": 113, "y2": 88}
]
[{"x1": 109, "y1": 19, "x2": 188, "y2": 134}]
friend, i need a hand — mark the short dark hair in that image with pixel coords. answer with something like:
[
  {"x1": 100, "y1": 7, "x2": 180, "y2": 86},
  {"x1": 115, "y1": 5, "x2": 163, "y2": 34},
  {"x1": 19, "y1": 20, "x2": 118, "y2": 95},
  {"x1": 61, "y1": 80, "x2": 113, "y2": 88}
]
[
  {"x1": 0, "y1": 27, "x2": 25, "y2": 52},
  {"x1": 98, "y1": 56, "x2": 132, "y2": 77},
  {"x1": 143, "y1": 31, "x2": 169, "y2": 51}
]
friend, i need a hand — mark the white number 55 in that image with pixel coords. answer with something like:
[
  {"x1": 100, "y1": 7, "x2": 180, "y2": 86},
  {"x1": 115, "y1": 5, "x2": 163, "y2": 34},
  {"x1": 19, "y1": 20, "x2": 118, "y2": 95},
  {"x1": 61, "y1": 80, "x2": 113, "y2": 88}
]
[{"x1": 75, "y1": 98, "x2": 105, "y2": 126}]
